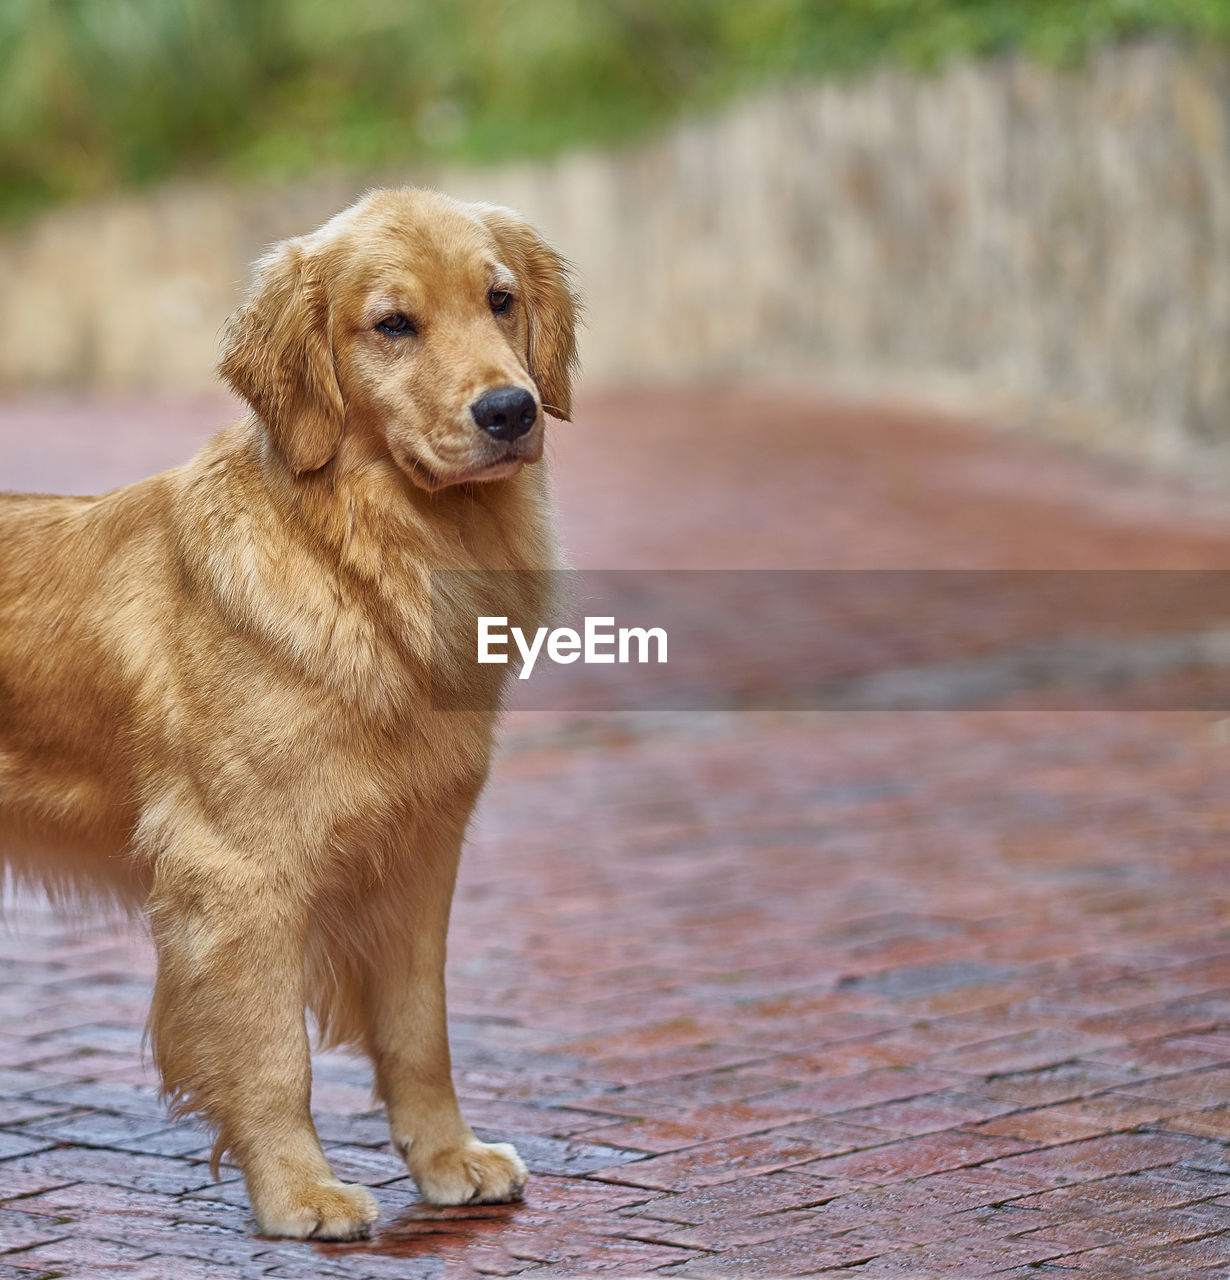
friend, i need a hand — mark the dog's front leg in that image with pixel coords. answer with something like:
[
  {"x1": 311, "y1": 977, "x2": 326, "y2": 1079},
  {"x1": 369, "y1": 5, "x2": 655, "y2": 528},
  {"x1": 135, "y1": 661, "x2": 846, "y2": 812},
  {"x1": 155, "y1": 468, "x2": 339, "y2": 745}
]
[
  {"x1": 147, "y1": 853, "x2": 378, "y2": 1240},
  {"x1": 364, "y1": 827, "x2": 527, "y2": 1205}
]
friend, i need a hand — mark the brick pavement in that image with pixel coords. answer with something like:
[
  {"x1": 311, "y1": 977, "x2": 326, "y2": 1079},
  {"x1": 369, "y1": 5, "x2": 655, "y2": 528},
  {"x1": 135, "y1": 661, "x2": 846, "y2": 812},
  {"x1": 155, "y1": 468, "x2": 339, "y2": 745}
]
[{"x1": 3, "y1": 387, "x2": 1230, "y2": 1278}]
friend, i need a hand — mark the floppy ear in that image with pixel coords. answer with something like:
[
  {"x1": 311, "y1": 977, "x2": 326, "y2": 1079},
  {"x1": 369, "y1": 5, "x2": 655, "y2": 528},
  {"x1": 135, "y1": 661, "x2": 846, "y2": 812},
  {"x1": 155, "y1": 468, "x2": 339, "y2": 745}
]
[
  {"x1": 478, "y1": 206, "x2": 581, "y2": 420},
  {"x1": 218, "y1": 239, "x2": 344, "y2": 472}
]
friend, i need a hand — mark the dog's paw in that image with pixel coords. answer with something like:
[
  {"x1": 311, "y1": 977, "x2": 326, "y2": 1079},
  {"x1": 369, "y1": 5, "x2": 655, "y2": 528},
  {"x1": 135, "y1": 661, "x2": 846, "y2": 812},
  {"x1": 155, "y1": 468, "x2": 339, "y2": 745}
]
[
  {"x1": 253, "y1": 1179, "x2": 379, "y2": 1241},
  {"x1": 410, "y1": 1138, "x2": 528, "y2": 1205}
]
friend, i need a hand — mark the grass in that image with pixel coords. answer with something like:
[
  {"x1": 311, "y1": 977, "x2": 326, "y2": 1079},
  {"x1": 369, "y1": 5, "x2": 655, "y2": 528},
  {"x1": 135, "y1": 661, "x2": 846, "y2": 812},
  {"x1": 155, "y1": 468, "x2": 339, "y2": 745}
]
[{"x1": 3, "y1": 0, "x2": 1230, "y2": 223}]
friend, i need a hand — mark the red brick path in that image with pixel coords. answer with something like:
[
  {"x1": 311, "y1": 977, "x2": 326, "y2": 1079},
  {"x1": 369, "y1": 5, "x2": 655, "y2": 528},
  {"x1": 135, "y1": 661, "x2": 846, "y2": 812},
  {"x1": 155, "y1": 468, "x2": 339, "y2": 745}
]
[{"x1": 3, "y1": 387, "x2": 1230, "y2": 1278}]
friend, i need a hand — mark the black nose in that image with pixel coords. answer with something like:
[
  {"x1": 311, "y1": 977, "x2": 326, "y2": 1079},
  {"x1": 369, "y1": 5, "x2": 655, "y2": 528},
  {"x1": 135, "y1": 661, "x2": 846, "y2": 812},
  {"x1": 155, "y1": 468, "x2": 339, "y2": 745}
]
[{"x1": 470, "y1": 386, "x2": 538, "y2": 441}]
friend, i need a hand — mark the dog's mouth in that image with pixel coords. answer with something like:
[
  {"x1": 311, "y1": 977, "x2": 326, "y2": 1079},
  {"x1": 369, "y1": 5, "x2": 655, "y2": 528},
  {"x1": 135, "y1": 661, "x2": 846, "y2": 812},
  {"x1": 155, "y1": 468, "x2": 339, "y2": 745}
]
[{"x1": 399, "y1": 447, "x2": 537, "y2": 493}]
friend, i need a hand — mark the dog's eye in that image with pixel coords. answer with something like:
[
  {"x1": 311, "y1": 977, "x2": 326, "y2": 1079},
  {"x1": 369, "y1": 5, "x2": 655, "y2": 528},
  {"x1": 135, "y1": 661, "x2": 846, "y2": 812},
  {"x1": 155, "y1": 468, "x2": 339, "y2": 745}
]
[
  {"x1": 376, "y1": 313, "x2": 415, "y2": 336},
  {"x1": 489, "y1": 290, "x2": 513, "y2": 315}
]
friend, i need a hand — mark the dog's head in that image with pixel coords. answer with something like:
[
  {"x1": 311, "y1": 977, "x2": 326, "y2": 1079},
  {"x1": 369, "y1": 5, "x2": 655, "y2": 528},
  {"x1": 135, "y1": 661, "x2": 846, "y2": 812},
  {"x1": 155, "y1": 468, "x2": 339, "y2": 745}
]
[{"x1": 219, "y1": 189, "x2": 579, "y2": 489}]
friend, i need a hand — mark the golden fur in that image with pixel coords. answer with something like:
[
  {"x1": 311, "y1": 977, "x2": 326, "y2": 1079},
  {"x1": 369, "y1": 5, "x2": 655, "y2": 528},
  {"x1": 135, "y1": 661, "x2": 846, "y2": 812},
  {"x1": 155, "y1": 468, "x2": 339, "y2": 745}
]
[{"x1": 0, "y1": 189, "x2": 579, "y2": 1239}]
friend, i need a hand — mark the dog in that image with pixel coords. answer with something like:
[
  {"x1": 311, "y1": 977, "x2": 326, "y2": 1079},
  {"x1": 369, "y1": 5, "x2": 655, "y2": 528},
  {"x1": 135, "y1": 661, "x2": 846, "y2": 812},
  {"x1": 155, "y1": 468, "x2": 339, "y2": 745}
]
[{"x1": 0, "y1": 188, "x2": 578, "y2": 1239}]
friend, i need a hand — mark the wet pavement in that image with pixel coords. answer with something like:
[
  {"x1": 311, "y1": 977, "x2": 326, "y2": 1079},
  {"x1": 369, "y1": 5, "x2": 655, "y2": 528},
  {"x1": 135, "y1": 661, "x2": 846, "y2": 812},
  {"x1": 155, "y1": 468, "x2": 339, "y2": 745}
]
[{"x1": 3, "y1": 385, "x2": 1230, "y2": 1277}]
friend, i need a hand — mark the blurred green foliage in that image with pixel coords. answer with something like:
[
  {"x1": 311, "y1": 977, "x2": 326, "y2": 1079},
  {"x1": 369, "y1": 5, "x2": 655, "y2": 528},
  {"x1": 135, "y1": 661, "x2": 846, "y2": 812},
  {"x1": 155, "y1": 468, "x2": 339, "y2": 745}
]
[{"x1": 2, "y1": 0, "x2": 1229, "y2": 223}]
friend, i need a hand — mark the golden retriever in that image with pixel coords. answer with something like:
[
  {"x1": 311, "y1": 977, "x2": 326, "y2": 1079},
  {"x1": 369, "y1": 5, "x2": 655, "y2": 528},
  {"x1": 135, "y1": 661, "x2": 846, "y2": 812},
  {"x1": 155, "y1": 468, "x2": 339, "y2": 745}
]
[{"x1": 0, "y1": 188, "x2": 578, "y2": 1239}]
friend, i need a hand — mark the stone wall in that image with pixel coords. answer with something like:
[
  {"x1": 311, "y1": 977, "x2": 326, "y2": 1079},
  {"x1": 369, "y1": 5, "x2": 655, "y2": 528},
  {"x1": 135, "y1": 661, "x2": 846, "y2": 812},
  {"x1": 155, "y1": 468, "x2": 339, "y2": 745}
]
[{"x1": 2, "y1": 40, "x2": 1228, "y2": 473}]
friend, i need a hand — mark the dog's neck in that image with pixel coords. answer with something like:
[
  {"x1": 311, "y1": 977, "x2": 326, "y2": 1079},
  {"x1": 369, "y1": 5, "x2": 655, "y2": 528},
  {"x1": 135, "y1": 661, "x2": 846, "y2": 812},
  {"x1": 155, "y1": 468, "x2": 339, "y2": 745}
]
[
  {"x1": 177, "y1": 417, "x2": 558, "y2": 711},
  {"x1": 254, "y1": 419, "x2": 561, "y2": 582}
]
